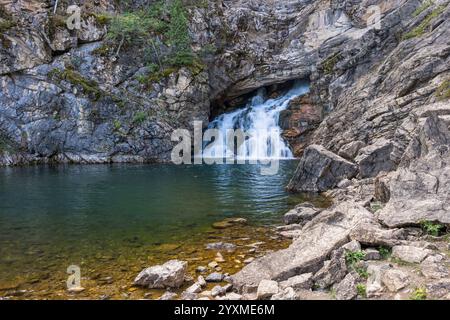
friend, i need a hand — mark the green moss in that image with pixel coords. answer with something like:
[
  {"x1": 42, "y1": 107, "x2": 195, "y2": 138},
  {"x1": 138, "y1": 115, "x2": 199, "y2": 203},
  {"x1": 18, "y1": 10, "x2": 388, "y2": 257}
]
[
  {"x1": 92, "y1": 13, "x2": 112, "y2": 26},
  {"x1": 322, "y1": 53, "x2": 342, "y2": 75},
  {"x1": 403, "y1": 5, "x2": 446, "y2": 40},
  {"x1": 410, "y1": 287, "x2": 427, "y2": 300},
  {"x1": 49, "y1": 68, "x2": 102, "y2": 101},
  {"x1": 435, "y1": 79, "x2": 450, "y2": 100}
]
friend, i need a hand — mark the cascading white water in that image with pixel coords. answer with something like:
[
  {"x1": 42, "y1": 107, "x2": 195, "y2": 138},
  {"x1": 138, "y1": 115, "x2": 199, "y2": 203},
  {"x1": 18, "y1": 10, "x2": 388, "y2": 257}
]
[{"x1": 203, "y1": 80, "x2": 310, "y2": 161}]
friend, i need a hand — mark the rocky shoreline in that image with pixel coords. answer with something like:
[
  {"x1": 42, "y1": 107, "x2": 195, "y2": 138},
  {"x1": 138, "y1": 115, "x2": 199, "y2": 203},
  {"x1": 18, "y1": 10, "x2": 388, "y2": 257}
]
[{"x1": 132, "y1": 113, "x2": 450, "y2": 300}]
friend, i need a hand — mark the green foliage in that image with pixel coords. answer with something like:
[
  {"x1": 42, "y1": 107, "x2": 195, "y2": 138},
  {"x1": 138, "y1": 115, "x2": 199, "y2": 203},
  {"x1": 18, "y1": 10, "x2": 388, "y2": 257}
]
[
  {"x1": 113, "y1": 120, "x2": 122, "y2": 131},
  {"x1": 355, "y1": 266, "x2": 369, "y2": 279},
  {"x1": 435, "y1": 80, "x2": 450, "y2": 101},
  {"x1": 378, "y1": 246, "x2": 392, "y2": 259},
  {"x1": 92, "y1": 13, "x2": 112, "y2": 26},
  {"x1": 106, "y1": 0, "x2": 203, "y2": 85},
  {"x1": 356, "y1": 284, "x2": 367, "y2": 298},
  {"x1": 410, "y1": 287, "x2": 427, "y2": 300},
  {"x1": 421, "y1": 221, "x2": 445, "y2": 236},
  {"x1": 403, "y1": 5, "x2": 446, "y2": 40},
  {"x1": 345, "y1": 250, "x2": 366, "y2": 266},
  {"x1": 413, "y1": 0, "x2": 434, "y2": 17},
  {"x1": 133, "y1": 111, "x2": 147, "y2": 124}
]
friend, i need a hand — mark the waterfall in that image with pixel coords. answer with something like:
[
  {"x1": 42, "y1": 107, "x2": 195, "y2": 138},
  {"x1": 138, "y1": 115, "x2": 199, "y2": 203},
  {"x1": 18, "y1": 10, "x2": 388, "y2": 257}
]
[{"x1": 203, "y1": 80, "x2": 310, "y2": 161}]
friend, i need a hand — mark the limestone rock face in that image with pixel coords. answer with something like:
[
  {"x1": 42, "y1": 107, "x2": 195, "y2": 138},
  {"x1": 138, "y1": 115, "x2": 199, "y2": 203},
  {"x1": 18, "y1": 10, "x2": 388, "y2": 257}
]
[
  {"x1": 287, "y1": 145, "x2": 359, "y2": 192},
  {"x1": 134, "y1": 260, "x2": 187, "y2": 289},
  {"x1": 378, "y1": 115, "x2": 450, "y2": 227}
]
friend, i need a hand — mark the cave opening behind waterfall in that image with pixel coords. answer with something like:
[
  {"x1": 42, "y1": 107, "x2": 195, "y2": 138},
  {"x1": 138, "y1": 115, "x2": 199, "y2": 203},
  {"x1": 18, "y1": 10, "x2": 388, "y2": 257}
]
[{"x1": 203, "y1": 80, "x2": 310, "y2": 161}]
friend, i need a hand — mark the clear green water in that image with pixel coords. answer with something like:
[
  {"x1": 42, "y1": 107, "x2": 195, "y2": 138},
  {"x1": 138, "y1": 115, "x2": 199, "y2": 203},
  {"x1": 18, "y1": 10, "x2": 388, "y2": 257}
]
[{"x1": 0, "y1": 161, "x2": 324, "y2": 298}]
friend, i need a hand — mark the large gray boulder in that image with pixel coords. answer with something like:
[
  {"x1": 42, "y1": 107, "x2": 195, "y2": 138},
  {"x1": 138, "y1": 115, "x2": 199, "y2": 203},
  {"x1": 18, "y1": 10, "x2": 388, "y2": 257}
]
[
  {"x1": 355, "y1": 138, "x2": 396, "y2": 178},
  {"x1": 134, "y1": 260, "x2": 187, "y2": 289},
  {"x1": 231, "y1": 201, "x2": 373, "y2": 292},
  {"x1": 287, "y1": 145, "x2": 359, "y2": 192}
]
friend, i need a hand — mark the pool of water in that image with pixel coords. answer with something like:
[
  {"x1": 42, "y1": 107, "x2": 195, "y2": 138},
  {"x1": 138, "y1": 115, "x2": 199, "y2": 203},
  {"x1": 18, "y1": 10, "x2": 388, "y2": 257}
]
[{"x1": 0, "y1": 161, "x2": 325, "y2": 299}]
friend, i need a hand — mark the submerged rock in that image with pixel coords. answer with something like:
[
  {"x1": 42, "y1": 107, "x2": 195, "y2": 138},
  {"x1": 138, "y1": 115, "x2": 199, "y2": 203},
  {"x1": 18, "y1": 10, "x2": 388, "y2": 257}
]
[
  {"x1": 205, "y1": 272, "x2": 224, "y2": 282},
  {"x1": 134, "y1": 260, "x2": 187, "y2": 289},
  {"x1": 206, "y1": 242, "x2": 236, "y2": 251}
]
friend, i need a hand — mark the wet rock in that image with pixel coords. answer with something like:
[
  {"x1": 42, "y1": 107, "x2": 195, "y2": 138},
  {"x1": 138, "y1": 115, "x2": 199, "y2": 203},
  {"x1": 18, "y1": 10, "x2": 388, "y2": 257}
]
[
  {"x1": 421, "y1": 255, "x2": 449, "y2": 279},
  {"x1": 134, "y1": 260, "x2": 187, "y2": 289},
  {"x1": 67, "y1": 286, "x2": 85, "y2": 293},
  {"x1": 215, "y1": 252, "x2": 226, "y2": 263},
  {"x1": 283, "y1": 203, "x2": 322, "y2": 225},
  {"x1": 334, "y1": 273, "x2": 357, "y2": 300},
  {"x1": 392, "y1": 246, "x2": 431, "y2": 264},
  {"x1": 206, "y1": 242, "x2": 236, "y2": 252},
  {"x1": 381, "y1": 269, "x2": 410, "y2": 292},
  {"x1": 244, "y1": 257, "x2": 255, "y2": 264},
  {"x1": 208, "y1": 261, "x2": 218, "y2": 269},
  {"x1": 197, "y1": 276, "x2": 207, "y2": 287},
  {"x1": 205, "y1": 272, "x2": 224, "y2": 282},
  {"x1": 256, "y1": 280, "x2": 279, "y2": 300},
  {"x1": 279, "y1": 273, "x2": 313, "y2": 290},
  {"x1": 287, "y1": 145, "x2": 359, "y2": 192},
  {"x1": 158, "y1": 292, "x2": 178, "y2": 300},
  {"x1": 355, "y1": 139, "x2": 395, "y2": 178},
  {"x1": 363, "y1": 248, "x2": 381, "y2": 261},
  {"x1": 185, "y1": 282, "x2": 202, "y2": 294},
  {"x1": 196, "y1": 266, "x2": 207, "y2": 273}
]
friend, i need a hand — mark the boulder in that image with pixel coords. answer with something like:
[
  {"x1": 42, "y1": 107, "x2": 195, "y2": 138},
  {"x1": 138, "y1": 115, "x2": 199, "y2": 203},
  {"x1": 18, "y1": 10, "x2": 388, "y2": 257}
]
[
  {"x1": 205, "y1": 272, "x2": 224, "y2": 282},
  {"x1": 279, "y1": 273, "x2": 313, "y2": 290},
  {"x1": 334, "y1": 273, "x2": 358, "y2": 300},
  {"x1": 338, "y1": 141, "x2": 366, "y2": 160},
  {"x1": 341, "y1": 240, "x2": 361, "y2": 252},
  {"x1": 420, "y1": 255, "x2": 449, "y2": 279},
  {"x1": 381, "y1": 269, "x2": 410, "y2": 292},
  {"x1": 355, "y1": 139, "x2": 396, "y2": 178},
  {"x1": 283, "y1": 203, "x2": 322, "y2": 225},
  {"x1": 211, "y1": 285, "x2": 225, "y2": 297},
  {"x1": 366, "y1": 263, "x2": 391, "y2": 298},
  {"x1": 349, "y1": 222, "x2": 406, "y2": 247},
  {"x1": 426, "y1": 280, "x2": 450, "y2": 299},
  {"x1": 232, "y1": 202, "x2": 373, "y2": 292},
  {"x1": 256, "y1": 280, "x2": 279, "y2": 300},
  {"x1": 287, "y1": 145, "x2": 358, "y2": 192},
  {"x1": 363, "y1": 248, "x2": 382, "y2": 261},
  {"x1": 185, "y1": 282, "x2": 202, "y2": 294},
  {"x1": 216, "y1": 292, "x2": 243, "y2": 300},
  {"x1": 134, "y1": 260, "x2": 187, "y2": 289},
  {"x1": 392, "y1": 245, "x2": 431, "y2": 264},
  {"x1": 312, "y1": 248, "x2": 347, "y2": 289}
]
